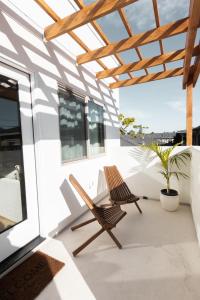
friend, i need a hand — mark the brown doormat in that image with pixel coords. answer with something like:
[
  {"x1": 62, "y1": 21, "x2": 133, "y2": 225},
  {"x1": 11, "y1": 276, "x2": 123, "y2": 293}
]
[{"x1": 0, "y1": 251, "x2": 65, "y2": 300}]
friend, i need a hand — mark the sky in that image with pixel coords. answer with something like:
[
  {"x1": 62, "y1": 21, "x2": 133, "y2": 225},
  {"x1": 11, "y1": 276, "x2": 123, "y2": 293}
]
[{"x1": 85, "y1": 0, "x2": 200, "y2": 133}]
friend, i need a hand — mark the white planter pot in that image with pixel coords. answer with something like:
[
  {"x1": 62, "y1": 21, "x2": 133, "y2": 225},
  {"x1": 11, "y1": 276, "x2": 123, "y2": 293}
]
[{"x1": 160, "y1": 189, "x2": 179, "y2": 212}]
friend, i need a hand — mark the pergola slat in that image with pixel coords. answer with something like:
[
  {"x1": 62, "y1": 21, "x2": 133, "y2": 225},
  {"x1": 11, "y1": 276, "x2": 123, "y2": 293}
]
[
  {"x1": 96, "y1": 46, "x2": 200, "y2": 79},
  {"x1": 118, "y1": 8, "x2": 148, "y2": 75},
  {"x1": 44, "y1": 0, "x2": 138, "y2": 41},
  {"x1": 109, "y1": 68, "x2": 184, "y2": 89},
  {"x1": 152, "y1": 0, "x2": 166, "y2": 71},
  {"x1": 35, "y1": 0, "x2": 200, "y2": 92},
  {"x1": 34, "y1": 0, "x2": 119, "y2": 82},
  {"x1": 183, "y1": 0, "x2": 200, "y2": 88},
  {"x1": 74, "y1": 0, "x2": 133, "y2": 79},
  {"x1": 77, "y1": 17, "x2": 189, "y2": 65}
]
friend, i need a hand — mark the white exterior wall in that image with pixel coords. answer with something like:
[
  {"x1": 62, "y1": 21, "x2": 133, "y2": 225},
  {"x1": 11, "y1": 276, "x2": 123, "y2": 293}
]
[
  {"x1": 0, "y1": 0, "x2": 120, "y2": 236},
  {"x1": 191, "y1": 147, "x2": 200, "y2": 245},
  {"x1": 1, "y1": 1, "x2": 200, "y2": 246}
]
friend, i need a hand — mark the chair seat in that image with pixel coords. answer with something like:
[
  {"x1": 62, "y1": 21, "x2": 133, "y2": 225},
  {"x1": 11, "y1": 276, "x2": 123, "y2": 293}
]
[
  {"x1": 111, "y1": 195, "x2": 140, "y2": 205},
  {"x1": 94, "y1": 205, "x2": 126, "y2": 228}
]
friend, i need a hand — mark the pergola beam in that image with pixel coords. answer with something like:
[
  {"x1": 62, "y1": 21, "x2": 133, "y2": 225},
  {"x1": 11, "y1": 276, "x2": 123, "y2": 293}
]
[
  {"x1": 109, "y1": 68, "x2": 184, "y2": 89},
  {"x1": 73, "y1": 0, "x2": 133, "y2": 79},
  {"x1": 77, "y1": 17, "x2": 189, "y2": 65},
  {"x1": 34, "y1": 0, "x2": 119, "y2": 81},
  {"x1": 182, "y1": 0, "x2": 200, "y2": 88},
  {"x1": 44, "y1": 0, "x2": 138, "y2": 41},
  {"x1": 97, "y1": 46, "x2": 200, "y2": 79}
]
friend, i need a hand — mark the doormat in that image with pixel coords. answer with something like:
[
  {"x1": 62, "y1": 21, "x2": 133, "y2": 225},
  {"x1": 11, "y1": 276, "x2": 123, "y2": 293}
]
[{"x1": 0, "y1": 251, "x2": 65, "y2": 300}]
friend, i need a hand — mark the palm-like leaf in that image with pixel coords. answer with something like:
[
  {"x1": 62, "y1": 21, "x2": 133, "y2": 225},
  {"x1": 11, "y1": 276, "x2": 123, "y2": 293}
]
[
  {"x1": 170, "y1": 151, "x2": 191, "y2": 169},
  {"x1": 141, "y1": 143, "x2": 191, "y2": 193}
]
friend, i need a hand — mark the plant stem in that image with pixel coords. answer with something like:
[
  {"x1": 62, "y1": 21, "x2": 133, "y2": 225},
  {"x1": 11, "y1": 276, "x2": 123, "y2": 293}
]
[{"x1": 167, "y1": 176, "x2": 170, "y2": 194}]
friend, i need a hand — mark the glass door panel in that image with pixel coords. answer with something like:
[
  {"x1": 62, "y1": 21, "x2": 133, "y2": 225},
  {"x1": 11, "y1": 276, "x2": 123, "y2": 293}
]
[
  {"x1": 0, "y1": 62, "x2": 39, "y2": 262},
  {"x1": 0, "y1": 74, "x2": 27, "y2": 233}
]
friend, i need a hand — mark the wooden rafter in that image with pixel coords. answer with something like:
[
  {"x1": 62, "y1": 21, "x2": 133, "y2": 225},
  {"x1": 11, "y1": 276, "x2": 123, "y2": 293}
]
[
  {"x1": 34, "y1": 0, "x2": 118, "y2": 82},
  {"x1": 118, "y1": 8, "x2": 148, "y2": 75},
  {"x1": 73, "y1": 0, "x2": 133, "y2": 79},
  {"x1": 183, "y1": 0, "x2": 200, "y2": 88},
  {"x1": 109, "y1": 68, "x2": 184, "y2": 89},
  {"x1": 77, "y1": 17, "x2": 189, "y2": 65},
  {"x1": 152, "y1": 0, "x2": 166, "y2": 71},
  {"x1": 192, "y1": 53, "x2": 200, "y2": 86},
  {"x1": 35, "y1": 0, "x2": 200, "y2": 90},
  {"x1": 96, "y1": 46, "x2": 200, "y2": 79},
  {"x1": 44, "y1": 0, "x2": 138, "y2": 41}
]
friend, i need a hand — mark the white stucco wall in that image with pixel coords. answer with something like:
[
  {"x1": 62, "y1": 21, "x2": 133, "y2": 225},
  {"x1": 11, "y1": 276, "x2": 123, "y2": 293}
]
[
  {"x1": 1, "y1": 1, "x2": 199, "y2": 245},
  {"x1": 0, "y1": 0, "x2": 120, "y2": 236},
  {"x1": 191, "y1": 147, "x2": 200, "y2": 245}
]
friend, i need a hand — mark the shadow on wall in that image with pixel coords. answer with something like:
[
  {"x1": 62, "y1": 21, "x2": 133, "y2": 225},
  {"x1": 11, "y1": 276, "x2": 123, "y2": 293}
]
[
  {"x1": 60, "y1": 178, "x2": 85, "y2": 221},
  {"x1": 0, "y1": 1, "x2": 121, "y2": 237},
  {"x1": 50, "y1": 170, "x2": 107, "y2": 237},
  {"x1": 0, "y1": 1, "x2": 120, "y2": 144},
  {"x1": 97, "y1": 169, "x2": 107, "y2": 195}
]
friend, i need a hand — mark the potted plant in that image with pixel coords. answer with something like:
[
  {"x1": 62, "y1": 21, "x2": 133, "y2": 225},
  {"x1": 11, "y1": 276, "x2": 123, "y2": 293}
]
[{"x1": 142, "y1": 143, "x2": 191, "y2": 211}]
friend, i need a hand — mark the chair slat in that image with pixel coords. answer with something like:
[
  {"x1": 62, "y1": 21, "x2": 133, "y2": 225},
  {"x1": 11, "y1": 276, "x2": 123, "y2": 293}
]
[
  {"x1": 69, "y1": 174, "x2": 127, "y2": 255},
  {"x1": 69, "y1": 175, "x2": 94, "y2": 210},
  {"x1": 104, "y1": 165, "x2": 142, "y2": 214}
]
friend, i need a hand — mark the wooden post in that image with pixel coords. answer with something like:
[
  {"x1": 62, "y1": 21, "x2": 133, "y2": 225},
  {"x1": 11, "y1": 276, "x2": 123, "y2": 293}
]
[{"x1": 186, "y1": 82, "x2": 193, "y2": 146}]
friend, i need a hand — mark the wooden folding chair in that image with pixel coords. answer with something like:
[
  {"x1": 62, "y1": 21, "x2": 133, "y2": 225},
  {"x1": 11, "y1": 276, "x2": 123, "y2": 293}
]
[
  {"x1": 104, "y1": 165, "x2": 143, "y2": 214},
  {"x1": 69, "y1": 174, "x2": 127, "y2": 257}
]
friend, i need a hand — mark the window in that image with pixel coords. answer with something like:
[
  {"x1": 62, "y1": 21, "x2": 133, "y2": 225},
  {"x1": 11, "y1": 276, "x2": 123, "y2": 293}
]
[
  {"x1": 88, "y1": 101, "x2": 105, "y2": 155},
  {"x1": 59, "y1": 88, "x2": 87, "y2": 162},
  {"x1": 58, "y1": 86, "x2": 105, "y2": 162}
]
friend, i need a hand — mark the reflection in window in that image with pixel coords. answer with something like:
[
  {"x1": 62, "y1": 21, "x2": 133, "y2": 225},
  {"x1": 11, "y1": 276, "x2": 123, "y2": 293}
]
[
  {"x1": 58, "y1": 88, "x2": 87, "y2": 162},
  {"x1": 0, "y1": 74, "x2": 27, "y2": 233},
  {"x1": 88, "y1": 101, "x2": 105, "y2": 156}
]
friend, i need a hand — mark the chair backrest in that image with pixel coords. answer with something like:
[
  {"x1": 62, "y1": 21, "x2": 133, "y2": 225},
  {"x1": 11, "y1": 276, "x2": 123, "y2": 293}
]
[
  {"x1": 104, "y1": 165, "x2": 124, "y2": 190},
  {"x1": 69, "y1": 175, "x2": 94, "y2": 210},
  {"x1": 104, "y1": 165, "x2": 132, "y2": 202}
]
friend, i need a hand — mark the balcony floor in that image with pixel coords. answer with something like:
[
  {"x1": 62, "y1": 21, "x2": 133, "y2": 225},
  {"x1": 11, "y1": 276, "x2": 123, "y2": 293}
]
[{"x1": 36, "y1": 199, "x2": 200, "y2": 300}]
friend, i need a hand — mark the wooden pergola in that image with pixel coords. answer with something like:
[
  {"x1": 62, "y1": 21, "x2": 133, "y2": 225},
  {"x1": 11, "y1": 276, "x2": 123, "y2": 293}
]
[{"x1": 35, "y1": 0, "x2": 200, "y2": 146}]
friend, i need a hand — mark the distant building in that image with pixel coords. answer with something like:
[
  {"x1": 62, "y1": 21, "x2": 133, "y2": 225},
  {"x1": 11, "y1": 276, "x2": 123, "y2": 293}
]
[
  {"x1": 121, "y1": 126, "x2": 200, "y2": 146},
  {"x1": 121, "y1": 131, "x2": 177, "y2": 146},
  {"x1": 176, "y1": 126, "x2": 200, "y2": 146}
]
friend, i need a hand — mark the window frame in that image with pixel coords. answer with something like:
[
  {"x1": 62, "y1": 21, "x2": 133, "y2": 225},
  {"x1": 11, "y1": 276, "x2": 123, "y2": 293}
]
[
  {"x1": 87, "y1": 99, "x2": 105, "y2": 157},
  {"x1": 58, "y1": 83, "x2": 106, "y2": 164}
]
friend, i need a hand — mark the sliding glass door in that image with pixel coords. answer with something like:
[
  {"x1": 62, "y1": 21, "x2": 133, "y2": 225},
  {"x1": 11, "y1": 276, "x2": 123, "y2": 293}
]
[{"x1": 0, "y1": 62, "x2": 39, "y2": 262}]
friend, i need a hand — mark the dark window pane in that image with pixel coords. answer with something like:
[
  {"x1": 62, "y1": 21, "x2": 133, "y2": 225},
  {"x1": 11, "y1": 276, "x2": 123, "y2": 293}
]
[
  {"x1": 0, "y1": 74, "x2": 27, "y2": 233},
  {"x1": 88, "y1": 101, "x2": 105, "y2": 155},
  {"x1": 59, "y1": 89, "x2": 87, "y2": 161}
]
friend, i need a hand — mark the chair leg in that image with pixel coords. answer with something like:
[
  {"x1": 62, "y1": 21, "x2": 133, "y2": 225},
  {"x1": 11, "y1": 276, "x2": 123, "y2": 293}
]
[
  {"x1": 71, "y1": 218, "x2": 96, "y2": 231},
  {"x1": 73, "y1": 228, "x2": 105, "y2": 257},
  {"x1": 106, "y1": 229, "x2": 122, "y2": 249},
  {"x1": 135, "y1": 201, "x2": 142, "y2": 214}
]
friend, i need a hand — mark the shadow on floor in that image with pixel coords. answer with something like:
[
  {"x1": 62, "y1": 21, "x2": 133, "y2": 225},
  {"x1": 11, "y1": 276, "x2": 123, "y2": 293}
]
[{"x1": 56, "y1": 199, "x2": 200, "y2": 300}]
